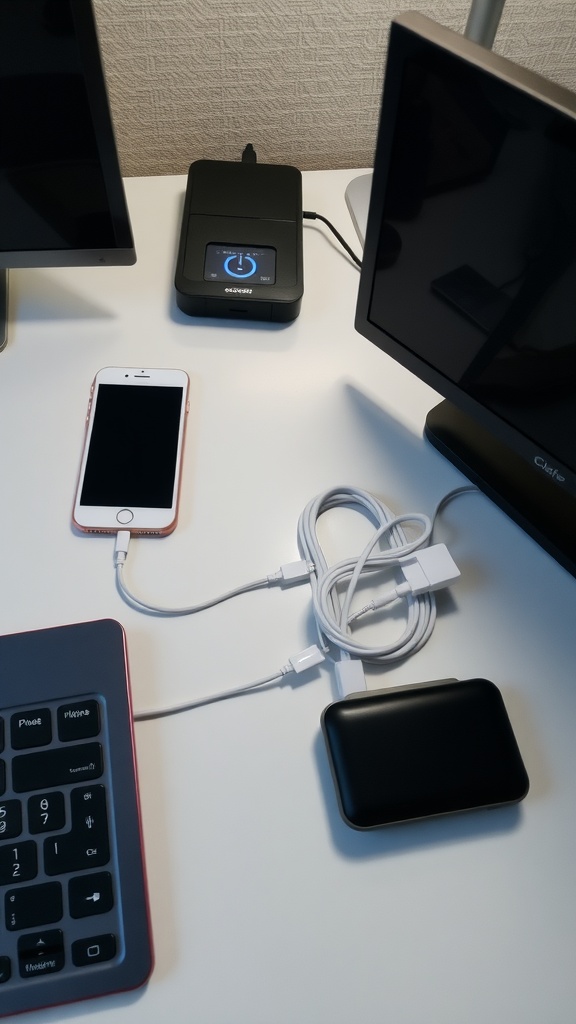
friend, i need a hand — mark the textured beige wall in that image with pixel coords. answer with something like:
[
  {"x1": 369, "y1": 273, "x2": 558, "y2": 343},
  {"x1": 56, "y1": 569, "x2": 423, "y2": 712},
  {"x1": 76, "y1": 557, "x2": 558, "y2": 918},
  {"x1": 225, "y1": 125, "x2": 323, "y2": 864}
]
[{"x1": 94, "y1": 0, "x2": 576, "y2": 176}]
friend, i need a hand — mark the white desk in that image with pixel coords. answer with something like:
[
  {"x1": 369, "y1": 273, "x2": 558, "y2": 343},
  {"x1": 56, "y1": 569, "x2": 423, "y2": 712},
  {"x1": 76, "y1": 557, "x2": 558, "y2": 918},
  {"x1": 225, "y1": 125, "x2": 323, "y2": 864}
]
[{"x1": 1, "y1": 170, "x2": 575, "y2": 1024}]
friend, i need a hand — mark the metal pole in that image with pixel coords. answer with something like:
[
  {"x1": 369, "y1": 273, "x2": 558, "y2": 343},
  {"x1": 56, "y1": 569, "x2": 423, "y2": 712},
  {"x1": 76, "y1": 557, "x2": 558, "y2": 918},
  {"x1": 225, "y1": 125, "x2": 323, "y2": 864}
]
[{"x1": 464, "y1": 0, "x2": 506, "y2": 48}]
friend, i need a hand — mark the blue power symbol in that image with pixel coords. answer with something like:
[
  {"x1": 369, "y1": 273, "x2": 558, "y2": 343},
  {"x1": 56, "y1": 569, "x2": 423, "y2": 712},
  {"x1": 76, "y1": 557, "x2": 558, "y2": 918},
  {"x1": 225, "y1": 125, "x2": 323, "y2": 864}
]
[{"x1": 224, "y1": 253, "x2": 257, "y2": 279}]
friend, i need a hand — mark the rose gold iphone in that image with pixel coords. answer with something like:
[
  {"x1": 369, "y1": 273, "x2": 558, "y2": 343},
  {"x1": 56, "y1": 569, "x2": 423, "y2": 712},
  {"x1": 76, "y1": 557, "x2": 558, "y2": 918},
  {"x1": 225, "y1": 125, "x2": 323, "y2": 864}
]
[{"x1": 73, "y1": 366, "x2": 189, "y2": 535}]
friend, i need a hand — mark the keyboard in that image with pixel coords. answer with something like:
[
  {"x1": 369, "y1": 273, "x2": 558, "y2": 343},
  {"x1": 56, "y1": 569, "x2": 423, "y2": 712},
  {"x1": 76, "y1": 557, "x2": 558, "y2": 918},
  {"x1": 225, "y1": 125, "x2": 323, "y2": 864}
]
[{"x1": 0, "y1": 619, "x2": 152, "y2": 1018}]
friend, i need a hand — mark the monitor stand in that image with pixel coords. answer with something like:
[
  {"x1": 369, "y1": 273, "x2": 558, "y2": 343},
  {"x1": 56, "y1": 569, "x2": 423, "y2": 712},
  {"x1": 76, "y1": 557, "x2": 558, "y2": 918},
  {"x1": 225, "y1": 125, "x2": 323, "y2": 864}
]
[
  {"x1": 0, "y1": 270, "x2": 7, "y2": 352},
  {"x1": 425, "y1": 400, "x2": 576, "y2": 577},
  {"x1": 344, "y1": 173, "x2": 372, "y2": 247}
]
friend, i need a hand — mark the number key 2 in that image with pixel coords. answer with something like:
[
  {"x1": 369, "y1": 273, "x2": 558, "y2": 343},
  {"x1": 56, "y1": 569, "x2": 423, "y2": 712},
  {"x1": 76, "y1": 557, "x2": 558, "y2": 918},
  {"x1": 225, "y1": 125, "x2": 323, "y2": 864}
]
[{"x1": 0, "y1": 841, "x2": 38, "y2": 886}]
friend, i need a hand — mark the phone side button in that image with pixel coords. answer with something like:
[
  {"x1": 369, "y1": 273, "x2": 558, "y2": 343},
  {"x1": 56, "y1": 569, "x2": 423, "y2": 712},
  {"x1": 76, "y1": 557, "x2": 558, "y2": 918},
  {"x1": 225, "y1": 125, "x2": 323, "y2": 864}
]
[{"x1": 116, "y1": 509, "x2": 134, "y2": 525}]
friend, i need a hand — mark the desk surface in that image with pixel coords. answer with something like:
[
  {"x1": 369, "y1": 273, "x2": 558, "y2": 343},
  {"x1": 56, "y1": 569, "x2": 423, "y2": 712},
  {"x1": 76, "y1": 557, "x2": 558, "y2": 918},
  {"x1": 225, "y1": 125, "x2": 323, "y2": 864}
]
[{"x1": 1, "y1": 170, "x2": 575, "y2": 1024}]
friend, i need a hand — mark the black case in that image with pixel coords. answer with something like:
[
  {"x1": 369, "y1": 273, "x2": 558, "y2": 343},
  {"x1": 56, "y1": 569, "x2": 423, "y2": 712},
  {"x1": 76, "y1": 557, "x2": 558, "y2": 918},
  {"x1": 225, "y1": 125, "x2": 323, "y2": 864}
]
[
  {"x1": 175, "y1": 159, "x2": 303, "y2": 322},
  {"x1": 321, "y1": 678, "x2": 529, "y2": 829}
]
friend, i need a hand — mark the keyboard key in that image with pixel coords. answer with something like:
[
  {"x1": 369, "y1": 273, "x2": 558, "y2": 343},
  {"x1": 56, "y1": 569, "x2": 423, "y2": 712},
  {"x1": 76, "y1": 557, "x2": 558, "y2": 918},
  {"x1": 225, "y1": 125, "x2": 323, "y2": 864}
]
[
  {"x1": 0, "y1": 799, "x2": 23, "y2": 841},
  {"x1": 58, "y1": 700, "x2": 101, "y2": 742},
  {"x1": 44, "y1": 785, "x2": 109, "y2": 875},
  {"x1": 71, "y1": 933, "x2": 116, "y2": 967},
  {"x1": 10, "y1": 709, "x2": 52, "y2": 750},
  {"x1": 0, "y1": 956, "x2": 11, "y2": 984},
  {"x1": 69, "y1": 871, "x2": 114, "y2": 918},
  {"x1": 0, "y1": 717, "x2": 4, "y2": 753},
  {"x1": 0, "y1": 760, "x2": 5, "y2": 797},
  {"x1": 12, "y1": 742, "x2": 103, "y2": 793},
  {"x1": 0, "y1": 840, "x2": 37, "y2": 885},
  {"x1": 71, "y1": 785, "x2": 107, "y2": 832},
  {"x1": 5, "y1": 881, "x2": 62, "y2": 930},
  {"x1": 28, "y1": 792, "x2": 66, "y2": 834},
  {"x1": 18, "y1": 930, "x2": 64, "y2": 978}
]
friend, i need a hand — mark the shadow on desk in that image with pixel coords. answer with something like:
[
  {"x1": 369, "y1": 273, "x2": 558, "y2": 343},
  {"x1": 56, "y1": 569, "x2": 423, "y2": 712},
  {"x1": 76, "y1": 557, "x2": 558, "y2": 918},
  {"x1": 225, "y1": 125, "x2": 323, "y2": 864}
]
[
  {"x1": 168, "y1": 294, "x2": 296, "y2": 353},
  {"x1": 9, "y1": 268, "x2": 115, "y2": 323},
  {"x1": 343, "y1": 380, "x2": 455, "y2": 501},
  {"x1": 313, "y1": 732, "x2": 524, "y2": 861}
]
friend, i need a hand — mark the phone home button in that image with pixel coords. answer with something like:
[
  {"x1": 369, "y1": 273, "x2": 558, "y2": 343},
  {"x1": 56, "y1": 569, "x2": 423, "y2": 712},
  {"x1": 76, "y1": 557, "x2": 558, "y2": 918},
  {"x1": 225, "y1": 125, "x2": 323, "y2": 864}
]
[{"x1": 116, "y1": 509, "x2": 134, "y2": 525}]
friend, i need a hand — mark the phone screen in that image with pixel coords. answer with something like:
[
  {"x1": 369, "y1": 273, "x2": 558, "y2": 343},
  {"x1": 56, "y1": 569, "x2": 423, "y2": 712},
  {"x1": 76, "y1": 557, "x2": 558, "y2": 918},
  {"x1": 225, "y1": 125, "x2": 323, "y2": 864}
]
[{"x1": 80, "y1": 384, "x2": 184, "y2": 509}]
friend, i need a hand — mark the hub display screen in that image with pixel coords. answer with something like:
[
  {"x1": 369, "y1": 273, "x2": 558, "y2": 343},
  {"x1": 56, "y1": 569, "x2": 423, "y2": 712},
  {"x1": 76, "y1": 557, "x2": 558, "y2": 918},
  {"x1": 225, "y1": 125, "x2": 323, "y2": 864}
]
[{"x1": 204, "y1": 244, "x2": 276, "y2": 285}]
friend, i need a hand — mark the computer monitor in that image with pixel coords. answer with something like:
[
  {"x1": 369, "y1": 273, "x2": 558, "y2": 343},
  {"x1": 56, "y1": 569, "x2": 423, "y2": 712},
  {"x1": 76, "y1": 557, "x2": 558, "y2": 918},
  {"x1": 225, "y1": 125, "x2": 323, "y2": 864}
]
[
  {"x1": 0, "y1": 0, "x2": 135, "y2": 350},
  {"x1": 355, "y1": 12, "x2": 576, "y2": 577}
]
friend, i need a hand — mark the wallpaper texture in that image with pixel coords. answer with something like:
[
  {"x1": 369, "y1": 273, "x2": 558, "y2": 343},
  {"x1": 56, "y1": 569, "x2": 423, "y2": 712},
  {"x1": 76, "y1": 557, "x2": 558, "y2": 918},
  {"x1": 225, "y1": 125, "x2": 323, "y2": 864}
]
[{"x1": 94, "y1": 0, "x2": 576, "y2": 176}]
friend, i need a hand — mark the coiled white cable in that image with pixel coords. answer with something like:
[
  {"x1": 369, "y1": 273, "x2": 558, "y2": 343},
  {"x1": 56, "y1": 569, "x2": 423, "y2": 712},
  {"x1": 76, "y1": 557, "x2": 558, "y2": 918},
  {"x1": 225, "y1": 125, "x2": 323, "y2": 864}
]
[{"x1": 298, "y1": 485, "x2": 451, "y2": 664}]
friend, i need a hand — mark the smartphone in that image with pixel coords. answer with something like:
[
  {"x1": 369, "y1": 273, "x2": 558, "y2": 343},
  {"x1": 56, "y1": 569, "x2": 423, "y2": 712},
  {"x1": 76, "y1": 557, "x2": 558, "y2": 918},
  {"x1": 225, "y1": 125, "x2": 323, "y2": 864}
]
[{"x1": 73, "y1": 366, "x2": 190, "y2": 535}]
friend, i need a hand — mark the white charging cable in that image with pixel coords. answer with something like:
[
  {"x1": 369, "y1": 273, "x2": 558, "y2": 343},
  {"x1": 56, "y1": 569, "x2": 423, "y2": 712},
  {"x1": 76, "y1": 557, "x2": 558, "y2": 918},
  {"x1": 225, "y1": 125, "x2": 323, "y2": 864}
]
[
  {"x1": 114, "y1": 484, "x2": 475, "y2": 715},
  {"x1": 133, "y1": 643, "x2": 326, "y2": 721},
  {"x1": 114, "y1": 532, "x2": 314, "y2": 615},
  {"x1": 296, "y1": 486, "x2": 462, "y2": 697}
]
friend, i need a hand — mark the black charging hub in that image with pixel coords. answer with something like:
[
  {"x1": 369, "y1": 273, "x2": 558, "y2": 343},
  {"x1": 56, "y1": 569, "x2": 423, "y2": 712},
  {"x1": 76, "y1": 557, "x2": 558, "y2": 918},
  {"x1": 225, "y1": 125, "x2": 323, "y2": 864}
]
[
  {"x1": 175, "y1": 159, "x2": 303, "y2": 322},
  {"x1": 321, "y1": 678, "x2": 529, "y2": 829}
]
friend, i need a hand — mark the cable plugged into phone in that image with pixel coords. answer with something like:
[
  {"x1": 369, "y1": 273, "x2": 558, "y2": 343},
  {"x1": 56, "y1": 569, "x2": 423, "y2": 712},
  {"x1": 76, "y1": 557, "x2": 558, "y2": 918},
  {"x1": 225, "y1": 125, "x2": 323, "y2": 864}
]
[
  {"x1": 114, "y1": 530, "x2": 130, "y2": 566},
  {"x1": 114, "y1": 531, "x2": 315, "y2": 616}
]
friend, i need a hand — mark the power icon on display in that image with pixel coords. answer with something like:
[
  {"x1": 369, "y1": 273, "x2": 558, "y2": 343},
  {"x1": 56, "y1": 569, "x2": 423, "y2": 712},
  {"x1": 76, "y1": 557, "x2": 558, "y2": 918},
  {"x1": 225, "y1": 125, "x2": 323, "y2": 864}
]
[
  {"x1": 204, "y1": 244, "x2": 276, "y2": 285},
  {"x1": 224, "y1": 253, "x2": 257, "y2": 279}
]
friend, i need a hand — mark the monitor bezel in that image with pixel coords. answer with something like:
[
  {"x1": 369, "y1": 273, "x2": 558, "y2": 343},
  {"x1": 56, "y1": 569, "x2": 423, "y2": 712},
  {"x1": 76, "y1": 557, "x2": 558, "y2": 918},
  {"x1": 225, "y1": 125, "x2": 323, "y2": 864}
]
[
  {"x1": 355, "y1": 12, "x2": 576, "y2": 502},
  {"x1": 0, "y1": 0, "x2": 135, "y2": 270}
]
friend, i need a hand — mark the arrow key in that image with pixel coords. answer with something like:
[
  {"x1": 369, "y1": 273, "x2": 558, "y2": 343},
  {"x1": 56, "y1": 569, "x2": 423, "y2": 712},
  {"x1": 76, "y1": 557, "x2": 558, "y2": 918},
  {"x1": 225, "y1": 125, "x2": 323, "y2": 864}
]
[{"x1": 68, "y1": 872, "x2": 114, "y2": 919}]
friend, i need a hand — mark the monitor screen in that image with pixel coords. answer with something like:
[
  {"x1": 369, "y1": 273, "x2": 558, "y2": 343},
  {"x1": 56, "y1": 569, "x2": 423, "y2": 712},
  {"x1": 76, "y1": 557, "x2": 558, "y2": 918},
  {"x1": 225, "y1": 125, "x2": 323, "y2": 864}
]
[
  {"x1": 355, "y1": 13, "x2": 576, "y2": 576},
  {"x1": 0, "y1": 0, "x2": 135, "y2": 345}
]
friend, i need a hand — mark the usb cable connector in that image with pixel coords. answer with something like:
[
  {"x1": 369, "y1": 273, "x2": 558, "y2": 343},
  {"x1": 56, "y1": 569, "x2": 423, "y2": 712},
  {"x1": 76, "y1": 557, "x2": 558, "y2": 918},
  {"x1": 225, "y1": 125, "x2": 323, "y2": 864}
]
[
  {"x1": 399, "y1": 543, "x2": 460, "y2": 596},
  {"x1": 114, "y1": 530, "x2": 131, "y2": 567},
  {"x1": 335, "y1": 659, "x2": 367, "y2": 697},
  {"x1": 286, "y1": 644, "x2": 325, "y2": 675},
  {"x1": 268, "y1": 560, "x2": 315, "y2": 585}
]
